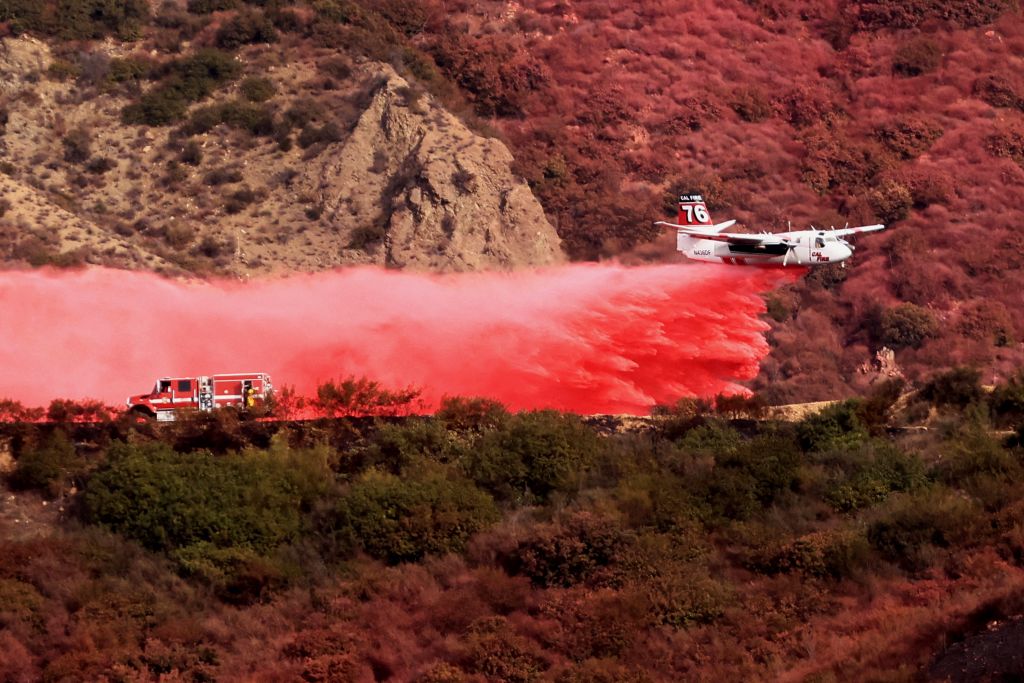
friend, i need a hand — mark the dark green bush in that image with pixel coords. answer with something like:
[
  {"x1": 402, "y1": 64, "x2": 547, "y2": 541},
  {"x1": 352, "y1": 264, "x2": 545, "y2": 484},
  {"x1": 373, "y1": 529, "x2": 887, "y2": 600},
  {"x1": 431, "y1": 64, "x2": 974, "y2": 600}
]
[
  {"x1": 934, "y1": 425, "x2": 1020, "y2": 486},
  {"x1": 83, "y1": 441, "x2": 330, "y2": 553},
  {"x1": 297, "y1": 121, "x2": 343, "y2": 148},
  {"x1": 239, "y1": 76, "x2": 276, "y2": 103},
  {"x1": 511, "y1": 511, "x2": 630, "y2": 588},
  {"x1": 122, "y1": 50, "x2": 240, "y2": 126},
  {"x1": 62, "y1": 128, "x2": 91, "y2": 164},
  {"x1": 85, "y1": 156, "x2": 115, "y2": 174},
  {"x1": 224, "y1": 187, "x2": 257, "y2": 214},
  {"x1": 180, "y1": 139, "x2": 203, "y2": 166},
  {"x1": 328, "y1": 463, "x2": 498, "y2": 563},
  {"x1": 436, "y1": 396, "x2": 509, "y2": 432},
  {"x1": 797, "y1": 400, "x2": 869, "y2": 452},
  {"x1": 676, "y1": 421, "x2": 742, "y2": 455},
  {"x1": 823, "y1": 440, "x2": 926, "y2": 512},
  {"x1": 0, "y1": 0, "x2": 149, "y2": 39},
  {"x1": 645, "y1": 566, "x2": 730, "y2": 628},
  {"x1": 8, "y1": 430, "x2": 83, "y2": 497},
  {"x1": 878, "y1": 303, "x2": 939, "y2": 349},
  {"x1": 704, "y1": 435, "x2": 802, "y2": 520},
  {"x1": 215, "y1": 9, "x2": 278, "y2": 49},
  {"x1": 921, "y1": 367, "x2": 984, "y2": 409},
  {"x1": 990, "y1": 370, "x2": 1024, "y2": 425},
  {"x1": 867, "y1": 489, "x2": 975, "y2": 571},
  {"x1": 464, "y1": 411, "x2": 601, "y2": 502},
  {"x1": 186, "y1": 0, "x2": 239, "y2": 14},
  {"x1": 760, "y1": 529, "x2": 871, "y2": 579},
  {"x1": 359, "y1": 418, "x2": 458, "y2": 472}
]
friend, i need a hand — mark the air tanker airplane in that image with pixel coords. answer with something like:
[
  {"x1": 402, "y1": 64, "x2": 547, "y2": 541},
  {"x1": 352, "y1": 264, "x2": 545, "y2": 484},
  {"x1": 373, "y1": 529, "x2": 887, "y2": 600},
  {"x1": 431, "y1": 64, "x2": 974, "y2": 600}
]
[{"x1": 655, "y1": 194, "x2": 886, "y2": 267}]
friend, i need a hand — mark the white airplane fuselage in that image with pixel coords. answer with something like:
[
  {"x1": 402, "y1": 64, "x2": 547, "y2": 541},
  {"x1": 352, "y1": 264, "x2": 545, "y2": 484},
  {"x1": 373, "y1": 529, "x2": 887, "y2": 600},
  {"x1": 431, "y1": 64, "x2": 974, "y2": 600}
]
[{"x1": 679, "y1": 229, "x2": 853, "y2": 267}]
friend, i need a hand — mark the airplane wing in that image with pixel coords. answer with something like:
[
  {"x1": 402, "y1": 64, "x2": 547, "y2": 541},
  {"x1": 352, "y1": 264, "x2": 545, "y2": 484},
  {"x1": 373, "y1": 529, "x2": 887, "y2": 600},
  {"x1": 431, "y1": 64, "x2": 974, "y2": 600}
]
[
  {"x1": 655, "y1": 221, "x2": 794, "y2": 247},
  {"x1": 831, "y1": 224, "x2": 886, "y2": 237}
]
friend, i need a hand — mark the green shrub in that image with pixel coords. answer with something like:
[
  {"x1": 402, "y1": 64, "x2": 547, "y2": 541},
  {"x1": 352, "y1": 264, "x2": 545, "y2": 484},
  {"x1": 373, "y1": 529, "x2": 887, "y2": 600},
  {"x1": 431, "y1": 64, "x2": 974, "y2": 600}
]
[
  {"x1": 645, "y1": 565, "x2": 730, "y2": 628},
  {"x1": 824, "y1": 440, "x2": 926, "y2": 512},
  {"x1": 677, "y1": 421, "x2": 742, "y2": 455},
  {"x1": 921, "y1": 367, "x2": 984, "y2": 409},
  {"x1": 867, "y1": 489, "x2": 976, "y2": 571},
  {"x1": 360, "y1": 418, "x2": 459, "y2": 472},
  {"x1": 990, "y1": 370, "x2": 1024, "y2": 425},
  {"x1": 171, "y1": 542, "x2": 287, "y2": 604},
  {"x1": 181, "y1": 100, "x2": 276, "y2": 137},
  {"x1": 215, "y1": 9, "x2": 278, "y2": 49},
  {"x1": 1, "y1": 0, "x2": 149, "y2": 39},
  {"x1": 62, "y1": 128, "x2": 92, "y2": 164},
  {"x1": 239, "y1": 76, "x2": 276, "y2": 102},
  {"x1": 934, "y1": 425, "x2": 1020, "y2": 487},
  {"x1": 614, "y1": 472, "x2": 702, "y2": 532},
  {"x1": 858, "y1": 378, "x2": 906, "y2": 433},
  {"x1": 83, "y1": 441, "x2": 331, "y2": 553},
  {"x1": 797, "y1": 400, "x2": 869, "y2": 452},
  {"x1": 297, "y1": 121, "x2": 343, "y2": 148},
  {"x1": 878, "y1": 303, "x2": 939, "y2": 349},
  {"x1": 760, "y1": 529, "x2": 872, "y2": 579},
  {"x1": 328, "y1": 463, "x2": 498, "y2": 563},
  {"x1": 8, "y1": 430, "x2": 83, "y2": 497},
  {"x1": 464, "y1": 411, "x2": 601, "y2": 502},
  {"x1": 180, "y1": 139, "x2": 203, "y2": 166},
  {"x1": 511, "y1": 511, "x2": 631, "y2": 588},
  {"x1": 705, "y1": 435, "x2": 802, "y2": 520},
  {"x1": 186, "y1": 0, "x2": 240, "y2": 13},
  {"x1": 313, "y1": 376, "x2": 421, "y2": 417},
  {"x1": 122, "y1": 50, "x2": 240, "y2": 126},
  {"x1": 107, "y1": 56, "x2": 151, "y2": 84},
  {"x1": 436, "y1": 396, "x2": 509, "y2": 432}
]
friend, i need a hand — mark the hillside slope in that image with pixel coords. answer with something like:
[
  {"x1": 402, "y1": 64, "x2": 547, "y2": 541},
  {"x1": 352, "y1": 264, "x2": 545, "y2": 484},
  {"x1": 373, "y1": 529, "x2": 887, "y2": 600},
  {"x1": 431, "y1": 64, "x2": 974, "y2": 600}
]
[
  {"x1": 0, "y1": 34, "x2": 563, "y2": 275},
  {"x1": 415, "y1": 0, "x2": 1024, "y2": 400}
]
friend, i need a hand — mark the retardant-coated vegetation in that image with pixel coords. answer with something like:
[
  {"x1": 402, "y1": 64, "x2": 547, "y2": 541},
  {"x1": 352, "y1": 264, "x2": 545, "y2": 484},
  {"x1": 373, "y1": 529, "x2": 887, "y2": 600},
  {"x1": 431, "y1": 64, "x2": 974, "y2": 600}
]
[
  {"x1": 2, "y1": 0, "x2": 1022, "y2": 398},
  {"x1": 3, "y1": 370, "x2": 1024, "y2": 679}
]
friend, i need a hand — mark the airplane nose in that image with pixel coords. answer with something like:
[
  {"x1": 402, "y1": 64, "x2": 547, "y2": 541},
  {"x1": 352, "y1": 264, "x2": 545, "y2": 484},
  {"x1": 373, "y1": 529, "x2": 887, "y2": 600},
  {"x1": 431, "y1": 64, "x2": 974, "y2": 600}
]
[{"x1": 838, "y1": 244, "x2": 853, "y2": 261}]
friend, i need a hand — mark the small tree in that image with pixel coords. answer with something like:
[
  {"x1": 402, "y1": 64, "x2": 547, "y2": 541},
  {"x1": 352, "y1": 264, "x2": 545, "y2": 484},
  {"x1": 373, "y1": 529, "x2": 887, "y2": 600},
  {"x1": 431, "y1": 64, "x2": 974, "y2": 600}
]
[
  {"x1": 878, "y1": 303, "x2": 939, "y2": 349},
  {"x1": 920, "y1": 367, "x2": 984, "y2": 409}
]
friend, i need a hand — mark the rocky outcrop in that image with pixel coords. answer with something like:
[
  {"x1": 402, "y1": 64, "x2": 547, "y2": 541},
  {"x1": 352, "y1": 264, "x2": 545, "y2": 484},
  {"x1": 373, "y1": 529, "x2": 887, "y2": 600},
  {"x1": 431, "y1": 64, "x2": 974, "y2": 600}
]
[
  {"x1": 0, "y1": 37, "x2": 562, "y2": 275},
  {"x1": 300, "y1": 66, "x2": 564, "y2": 271}
]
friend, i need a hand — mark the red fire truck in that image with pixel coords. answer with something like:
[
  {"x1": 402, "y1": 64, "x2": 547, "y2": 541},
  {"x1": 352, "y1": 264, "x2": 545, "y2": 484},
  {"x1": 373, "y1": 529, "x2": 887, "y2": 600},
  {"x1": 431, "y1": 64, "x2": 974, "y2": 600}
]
[{"x1": 126, "y1": 373, "x2": 273, "y2": 421}]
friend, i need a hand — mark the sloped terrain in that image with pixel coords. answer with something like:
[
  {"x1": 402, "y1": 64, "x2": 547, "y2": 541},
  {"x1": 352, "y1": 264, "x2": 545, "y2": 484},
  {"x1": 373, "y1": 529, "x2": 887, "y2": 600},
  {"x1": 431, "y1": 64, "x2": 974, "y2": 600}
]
[
  {"x1": 414, "y1": 0, "x2": 1024, "y2": 399},
  {"x1": 0, "y1": 33, "x2": 562, "y2": 275}
]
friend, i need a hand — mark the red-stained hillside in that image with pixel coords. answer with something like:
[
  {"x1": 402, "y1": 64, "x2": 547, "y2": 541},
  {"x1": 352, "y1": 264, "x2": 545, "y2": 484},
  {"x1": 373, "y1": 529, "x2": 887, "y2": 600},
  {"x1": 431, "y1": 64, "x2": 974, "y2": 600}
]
[{"x1": 414, "y1": 0, "x2": 1024, "y2": 400}]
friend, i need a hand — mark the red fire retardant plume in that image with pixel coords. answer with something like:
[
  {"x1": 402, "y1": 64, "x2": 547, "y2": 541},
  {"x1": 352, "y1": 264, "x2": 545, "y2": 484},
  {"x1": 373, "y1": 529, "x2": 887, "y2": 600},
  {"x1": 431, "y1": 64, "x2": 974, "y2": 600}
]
[{"x1": 0, "y1": 265, "x2": 800, "y2": 414}]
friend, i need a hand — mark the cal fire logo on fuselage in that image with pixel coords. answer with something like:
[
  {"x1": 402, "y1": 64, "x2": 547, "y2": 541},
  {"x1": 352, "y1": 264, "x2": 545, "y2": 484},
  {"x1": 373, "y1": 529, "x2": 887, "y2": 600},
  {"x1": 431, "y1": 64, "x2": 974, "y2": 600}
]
[{"x1": 653, "y1": 194, "x2": 886, "y2": 268}]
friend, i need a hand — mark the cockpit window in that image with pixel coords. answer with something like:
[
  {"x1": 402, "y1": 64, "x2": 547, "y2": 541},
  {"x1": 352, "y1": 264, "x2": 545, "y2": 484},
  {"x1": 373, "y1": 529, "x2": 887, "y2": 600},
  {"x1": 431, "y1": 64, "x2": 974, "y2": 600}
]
[{"x1": 815, "y1": 237, "x2": 825, "y2": 248}]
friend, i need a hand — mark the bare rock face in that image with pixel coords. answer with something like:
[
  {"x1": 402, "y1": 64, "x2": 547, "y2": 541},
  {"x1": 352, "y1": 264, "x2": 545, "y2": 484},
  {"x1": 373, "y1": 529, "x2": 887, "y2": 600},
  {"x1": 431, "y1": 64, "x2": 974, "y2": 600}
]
[{"x1": 300, "y1": 66, "x2": 564, "y2": 271}]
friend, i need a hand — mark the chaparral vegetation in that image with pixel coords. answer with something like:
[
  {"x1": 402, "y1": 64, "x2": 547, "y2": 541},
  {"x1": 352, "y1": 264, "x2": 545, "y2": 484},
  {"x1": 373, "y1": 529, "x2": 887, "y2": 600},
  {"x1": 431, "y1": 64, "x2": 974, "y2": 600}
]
[{"x1": 2, "y1": 370, "x2": 1024, "y2": 679}]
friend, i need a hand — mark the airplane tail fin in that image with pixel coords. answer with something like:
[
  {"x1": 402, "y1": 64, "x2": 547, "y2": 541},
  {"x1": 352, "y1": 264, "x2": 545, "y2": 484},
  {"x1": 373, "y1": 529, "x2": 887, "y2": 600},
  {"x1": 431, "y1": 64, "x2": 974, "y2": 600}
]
[{"x1": 677, "y1": 193, "x2": 715, "y2": 229}]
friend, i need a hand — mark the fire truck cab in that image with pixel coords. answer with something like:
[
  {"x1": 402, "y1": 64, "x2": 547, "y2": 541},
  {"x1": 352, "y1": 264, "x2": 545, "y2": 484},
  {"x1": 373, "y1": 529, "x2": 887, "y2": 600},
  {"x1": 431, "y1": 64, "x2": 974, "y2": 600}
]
[{"x1": 126, "y1": 373, "x2": 273, "y2": 421}]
